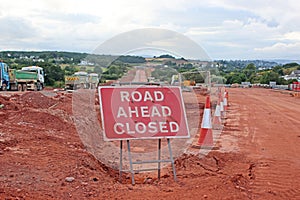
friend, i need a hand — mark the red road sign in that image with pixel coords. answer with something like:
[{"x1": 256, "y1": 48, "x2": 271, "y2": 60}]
[{"x1": 99, "y1": 86, "x2": 190, "y2": 141}]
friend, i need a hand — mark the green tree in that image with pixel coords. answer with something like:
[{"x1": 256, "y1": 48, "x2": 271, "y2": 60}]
[
  {"x1": 64, "y1": 65, "x2": 76, "y2": 75},
  {"x1": 102, "y1": 63, "x2": 130, "y2": 80},
  {"x1": 158, "y1": 54, "x2": 175, "y2": 59},
  {"x1": 260, "y1": 71, "x2": 280, "y2": 84},
  {"x1": 116, "y1": 55, "x2": 146, "y2": 63},
  {"x1": 80, "y1": 66, "x2": 87, "y2": 71},
  {"x1": 225, "y1": 72, "x2": 247, "y2": 84},
  {"x1": 38, "y1": 63, "x2": 65, "y2": 86},
  {"x1": 211, "y1": 75, "x2": 226, "y2": 84},
  {"x1": 283, "y1": 62, "x2": 299, "y2": 68},
  {"x1": 242, "y1": 63, "x2": 256, "y2": 81},
  {"x1": 272, "y1": 65, "x2": 284, "y2": 76},
  {"x1": 93, "y1": 66, "x2": 103, "y2": 75},
  {"x1": 151, "y1": 67, "x2": 177, "y2": 83},
  {"x1": 288, "y1": 79, "x2": 298, "y2": 84}
]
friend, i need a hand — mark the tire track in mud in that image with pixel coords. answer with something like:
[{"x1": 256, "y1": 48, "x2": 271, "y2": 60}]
[{"x1": 250, "y1": 160, "x2": 300, "y2": 199}]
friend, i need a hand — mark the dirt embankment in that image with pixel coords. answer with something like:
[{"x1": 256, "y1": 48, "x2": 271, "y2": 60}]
[{"x1": 0, "y1": 88, "x2": 299, "y2": 199}]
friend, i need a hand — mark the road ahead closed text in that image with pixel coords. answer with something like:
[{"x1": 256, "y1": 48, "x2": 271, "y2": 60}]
[{"x1": 99, "y1": 86, "x2": 190, "y2": 141}]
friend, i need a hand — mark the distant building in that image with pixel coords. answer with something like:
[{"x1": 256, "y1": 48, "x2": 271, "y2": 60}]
[
  {"x1": 79, "y1": 60, "x2": 95, "y2": 66},
  {"x1": 284, "y1": 70, "x2": 300, "y2": 81}
]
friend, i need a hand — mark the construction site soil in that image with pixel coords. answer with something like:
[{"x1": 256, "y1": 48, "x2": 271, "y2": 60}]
[{"x1": 0, "y1": 88, "x2": 299, "y2": 199}]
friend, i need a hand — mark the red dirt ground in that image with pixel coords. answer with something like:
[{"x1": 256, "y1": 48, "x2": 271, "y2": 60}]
[{"x1": 0, "y1": 88, "x2": 299, "y2": 199}]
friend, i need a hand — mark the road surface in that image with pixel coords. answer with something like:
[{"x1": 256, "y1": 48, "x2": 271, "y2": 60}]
[
  {"x1": 132, "y1": 68, "x2": 147, "y2": 82},
  {"x1": 224, "y1": 88, "x2": 300, "y2": 199}
]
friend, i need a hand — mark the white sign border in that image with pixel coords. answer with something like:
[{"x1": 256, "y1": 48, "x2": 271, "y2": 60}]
[{"x1": 98, "y1": 85, "x2": 190, "y2": 141}]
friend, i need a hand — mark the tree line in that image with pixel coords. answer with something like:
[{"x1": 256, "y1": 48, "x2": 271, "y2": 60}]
[
  {"x1": 0, "y1": 51, "x2": 147, "y2": 87},
  {"x1": 224, "y1": 63, "x2": 300, "y2": 85},
  {"x1": 1, "y1": 51, "x2": 299, "y2": 87}
]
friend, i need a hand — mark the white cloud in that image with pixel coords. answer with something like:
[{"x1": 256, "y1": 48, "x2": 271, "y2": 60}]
[
  {"x1": 255, "y1": 42, "x2": 300, "y2": 53},
  {"x1": 0, "y1": 0, "x2": 300, "y2": 59},
  {"x1": 253, "y1": 42, "x2": 300, "y2": 60},
  {"x1": 185, "y1": 27, "x2": 221, "y2": 36},
  {"x1": 281, "y1": 32, "x2": 300, "y2": 41}
]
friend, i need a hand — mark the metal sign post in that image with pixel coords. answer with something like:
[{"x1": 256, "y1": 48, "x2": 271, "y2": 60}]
[{"x1": 119, "y1": 138, "x2": 177, "y2": 185}]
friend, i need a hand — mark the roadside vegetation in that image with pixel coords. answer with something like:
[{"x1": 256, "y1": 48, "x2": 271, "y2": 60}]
[
  {"x1": 0, "y1": 51, "x2": 146, "y2": 87},
  {"x1": 222, "y1": 62, "x2": 300, "y2": 85},
  {"x1": 1, "y1": 51, "x2": 299, "y2": 87}
]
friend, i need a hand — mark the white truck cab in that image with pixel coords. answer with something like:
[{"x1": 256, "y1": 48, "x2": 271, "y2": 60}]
[{"x1": 21, "y1": 66, "x2": 45, "y2": 90}]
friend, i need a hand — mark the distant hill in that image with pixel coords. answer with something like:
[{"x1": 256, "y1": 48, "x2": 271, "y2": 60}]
[
  {"x1": 0, "y1": 51, "x2": 145, "y2": 67},
  {"x1": 267, "y1": 59, "x2": 300, "y2": 65},
  {"x1": 215, "y1": 60, "x2": 280, "y2": 72}
]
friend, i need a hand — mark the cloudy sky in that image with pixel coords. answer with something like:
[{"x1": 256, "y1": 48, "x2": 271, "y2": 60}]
[{"x1": 0, "y1": 0, "x2": 300, "y2": 60}]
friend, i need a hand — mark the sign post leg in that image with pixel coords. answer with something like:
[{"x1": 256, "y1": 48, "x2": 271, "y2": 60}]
[
  {"x1": 127, "y1": 140, "x2": 135, "y2": 185},
  {"x1": 167, "y1": 139, "x2": 177, "y2": 181},
  {"x1": 158, "y1": 139, "x2": 161, "y2": 180},
  {"x1": 119, "y1": 140, "x2": 123, "y2": 183}
]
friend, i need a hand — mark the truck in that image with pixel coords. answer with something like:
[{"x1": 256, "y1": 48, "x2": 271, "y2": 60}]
[
  {"x1": 0, "y1": 62, "x2": 44, "y2": 91},
  {"x1": 241, "y1": 82, "x2": 252, "y2": 88},
  {"x1": 88, "y1": 73, "x2": 99, "y2": 89},
  {"x1": 269, "y1": 81, "x2": 276, "y2": 89},
  {"x1": 65, "y1": 71, "x2": 100, "y2": 90},
  {"x1": 65, "y1": 71, "x2": 89, "y2": 90}
]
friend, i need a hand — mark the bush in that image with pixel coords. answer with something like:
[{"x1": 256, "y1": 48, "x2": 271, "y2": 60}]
[{"x1": 53, "y1": 81, "x2": 64, "y2": 88}]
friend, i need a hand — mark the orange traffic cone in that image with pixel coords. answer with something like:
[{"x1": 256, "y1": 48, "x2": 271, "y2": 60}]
[
  {"x1": 197, "y1": 95, "x2": 214, "y2": 147},
  {"x1": 220, "y1": 93, "x2": 225, "y2": 119},
  {"x1": 223, "y1": 90, "x2": 228, "y2": 111},
  {"x1": 213, "y1": 96, "x2": 222, "y2": 129}
]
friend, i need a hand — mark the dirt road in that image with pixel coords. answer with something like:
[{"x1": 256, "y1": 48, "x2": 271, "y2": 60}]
[
  {"x1": 0, "y1": 88, "x2": 299, "y2": 199},
  {"x1": 224, "y1": 88, "x2": 300, "y2": 199},
  {"x1": 132, "y1": 69, "x2": 147, "y2": 82}
]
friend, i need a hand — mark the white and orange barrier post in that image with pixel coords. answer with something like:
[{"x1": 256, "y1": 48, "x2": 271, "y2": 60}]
[
  {"x1": 197, "y1": 95, "x2": 214, "y2": 147},
  {"x1": 213, "y1": 95, "x2": 222, "y2": 129}
]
